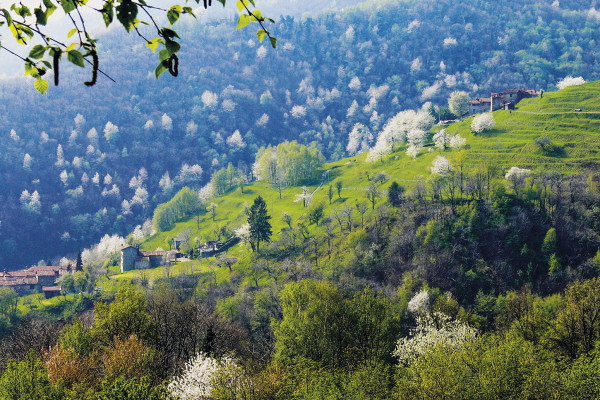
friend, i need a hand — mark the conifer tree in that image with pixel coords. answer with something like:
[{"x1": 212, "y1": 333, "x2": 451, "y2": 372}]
[
  {"x1": 247, "y1": 196, "x2": 272, "y2": 253},
  {"x1": 75, "y1": 250, "x2": 83, "y2": 272}
]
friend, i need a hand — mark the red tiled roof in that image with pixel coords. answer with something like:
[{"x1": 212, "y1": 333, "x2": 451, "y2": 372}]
[
  {"x1": 0, "y1": 277, "x2": 37, "y2": 286},
  {"x1": 39, "y1": 271, "x2": 57, "y2": 277},
  {"x1": 27, "y1": 265, "x2": 69, "y2": 274},
  {"x1": 42, "y1": 286, "x2": 62, "y2": 292},
  {"x1": 469, "y1": 97, "x2": 491, "y2": 105},
  {"x1": 1, "y1": 270, "x2": 36, "y2": 278},
  {"x1": 120, "y1": 245, "x2": 136, "y2": 250}
]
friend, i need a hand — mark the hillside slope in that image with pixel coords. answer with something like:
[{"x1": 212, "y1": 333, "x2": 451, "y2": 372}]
[{"x1": 133, "y1": 81, "x2": 600, "y2": 272}]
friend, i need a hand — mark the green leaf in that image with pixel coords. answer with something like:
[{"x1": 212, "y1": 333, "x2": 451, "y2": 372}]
[
  {"x1": 1, "y1": 9, "x2": 12, "y2": 26},
  {"x1": 182, "y1": 6, "x2": 195, "y2": 18},
  {"x1": 41, "y1": 60, "x2": 52, "y2": 68},
  {"x1": 34, "y1": 79, "x2": 49, "y2": 94},
  {"x1": 250, "y1": 10, "x2": 263, "y2": 22},
  {"x1": 34, "y1": 8, "x2": 47, "y2": 25},
  {"x1": 66, "y1": 43, "x2": 76, "y2": 52},
  {"x1": 42, "y1": 0, "x2": 57, "y2": 16},
  {"x1": 116, "y1": 0, "x2": 137, "y2": 32},
  {"x1": 101, "y1": 1, "x2": 114, "y2": 27},
  {"x1": 61, "y1": 0, "x2": 76, "y2": 14},
  {"x1": 270, "y1": 36, "x2": 277, "y2": 48},
  {"x1": 158, "y1": 49, "x2": 170, "y2": 62},
  {"x1": 167, "y1": 5, "x2": 181, "y2": 26},
  {"x1": 154, "y1": 61, "x2": 168, "y2": 79},
  {"x1": 29, "y1": 44, "x2": 46, "y2": 59},
  {"x1": 160, "y1": 28, "x2": 180, "y2": 40},
  {"x1": 9, "y1": 24, "x2": 27, "y2": 45},
  {"x1": 236, "y1": 14, "x2": 251, "y2": 30},
  {"x1": 67, "y1": 28, "x2": 78, "y2": 38},
  {"x1": 236, "y1": 0, "x2": 250, "y2": 12},
  {"x1": 217, "y1": 0, "x2": 226, "y2": 6},
  {"x1": 67, "y1": 50, "x2": 85, "y2": 68},
  {"x1": 164, "y1": 39, "x2": 180, "y2": 56},
  {"x1": 256, "y1": 29, "x2": 266, "y2": 42}
]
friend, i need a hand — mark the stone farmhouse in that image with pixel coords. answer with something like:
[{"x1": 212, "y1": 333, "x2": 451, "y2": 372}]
[
  {"x1": 468, "y1": 88, "x2": 539, "y2": 115},
  {"x1": 0, "y1": 264, "x2": 75, "y2": 298},
  {"x1": 120, "y1": 245, "x2": 180, "y2": 272}
]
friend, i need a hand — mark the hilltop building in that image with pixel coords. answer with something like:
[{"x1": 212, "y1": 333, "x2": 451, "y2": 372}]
[
  {"x1": 469, "y1": 88, "x2": 539, "y2": 115},
  {"x1": 120, "y1": 245, "x2": 180, "y2": 272}
]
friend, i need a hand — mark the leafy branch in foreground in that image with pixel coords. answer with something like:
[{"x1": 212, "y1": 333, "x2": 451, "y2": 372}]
[{"x1": 0, "y1": 0, "x2": 276, "y2": 94}]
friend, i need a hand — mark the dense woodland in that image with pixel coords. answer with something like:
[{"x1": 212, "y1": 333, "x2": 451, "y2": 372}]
[{"x1": 2, "y1": 0, "x2": 600, "y2": 267}]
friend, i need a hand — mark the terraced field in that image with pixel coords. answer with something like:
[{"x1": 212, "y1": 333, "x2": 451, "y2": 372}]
[{"x1": 445, "y1": 81, "x2": 600, "y2": 170}]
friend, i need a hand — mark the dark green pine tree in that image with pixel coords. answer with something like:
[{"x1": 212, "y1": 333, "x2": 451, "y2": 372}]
[
  {"x1": 247, "y1": 195, "x2": 272, "y2": 253},
  {"x1": 75, "y1": 250, "x2": 83, "y2": 271}
]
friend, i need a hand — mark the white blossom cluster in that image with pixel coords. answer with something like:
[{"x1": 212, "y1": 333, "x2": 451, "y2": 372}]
[
  {"x1": 132, "y1": 219, "x2": 154, "y2": 242},
  {"x1": 449, "y1": 134, "x2": 467, "y2": 150},
  {"x1": 432, "y1": 129, "x2": 450, "y2": 150},
  {"x1": 505, "y1": 166, "x2": 531, "y2": 181},
  {"x1": 348, "y1": 76, "x2": 361, "y2": 90},
  {"x1": 431, "y1": 156, "x2": 452, "y2": 175},
  {"x1": 103, "y1": 121, "x2": 119, "y2": 141},
  {"x1": 556, "y1": 76, "x2": 585, "y2": 90},
  {"x1": 198, "y1": 182, "x2": 215, "y2": 204},
  {"x1": 161, "y1": 113, "x2": 173, "y2": 131},
  {"x1": 167, "y1": 353, "x2": 234, "y2": 400},
  {"x1": 367, "y1": 106, "x2": 435, "y2": 161},
  {"x1": 347, "y1": 123, "x2": 372, "y2": 156},
  {"x1": 81, "y1": 234, "x2": 126, "y2": 268},
  {"x1": 20, "y1": 190, "x2": 41, "y2": 212},
  {"x1": 178, "y1": 164, "x2": 204, "y2": 184},
  {"x1": 201, "y1": 91, "x2": 219, "y2": 109},
  {"x1": 226, "y1": 130, "x2": 246, "y2": 150},
  {"x1": 290, "y1": 105, "x2": 307, "y2": 119},
  {"x1": 407, "y1": 290, "x2": 430, "y2": 314},
  {"x1": 234, "y1": 223, "x2": 252, "y2": 248},
  {"x1": 471, "y1": 113, "x2": 495, "y2": 134},
  {"x1": 393, "y1": 312, "x2": 477, "y2": 365}
]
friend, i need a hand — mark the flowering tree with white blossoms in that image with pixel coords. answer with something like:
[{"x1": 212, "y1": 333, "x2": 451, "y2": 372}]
[
  {"x1": 471, "y1": 113, "x2": 495, "y2": 134},
  {"x1": 408, "y1": 290, "x2": 430, "y2": 314},
  {"x1": 556, "y1": 76, "x2": 585, "y2": 90},
  {"x1": 347, "y1": 123, "x2": 372, "y2": 156},
  {"x1": 81, "y1": 234, "x2": 126, "y2": 268},
  {"x1": 449, "y1": 134, "x2": 467, "y2": 150},
  {"x1": 393, "y1": 312, "x2": 477, "y2": 366},
  {"x1": 167, "y1": 353, "x2": 235, "y2": 400},
  {"x1": 431, "y1": 156, "x2": 452, "y2": 175},
  {"x1": 505, "y1": 166, "x2": 531, "y2": 193},
  {"x1": 234, "y1": 223, "x2": 252, "y2": 249},
  {"x1": 433, "y1": 129, "x2": 450, "y2": 150}
]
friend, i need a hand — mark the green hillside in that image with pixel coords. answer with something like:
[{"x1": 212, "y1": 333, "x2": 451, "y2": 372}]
[
  {"x1": 115, "y1": 81, "x2": 600, "y2": 284},
  {"x1": 446, "y1": 81, "x2": 600, "y2": 169}
]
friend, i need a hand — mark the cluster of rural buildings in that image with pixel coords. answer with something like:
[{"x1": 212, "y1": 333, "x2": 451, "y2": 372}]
[
  {"x1": 0, "y1": 238, "x2": 230, "y2": 298},
  {"x1": 468, "y1": 88, "x2": 539, "y2": 114},
  {"x1": 0, "y1": 264, "x2": 75, "y2": 298},
  {"x1": 120, "y1": 240, "x2": 226, "y2": 272}
]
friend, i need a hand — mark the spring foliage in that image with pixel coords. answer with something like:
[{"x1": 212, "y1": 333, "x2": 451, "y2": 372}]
[{"x1": 152, "y1": 187, "x2": 200, "y2": 232}]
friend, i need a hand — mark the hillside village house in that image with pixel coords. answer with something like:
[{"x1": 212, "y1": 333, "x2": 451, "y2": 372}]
[
  {"x1": 0, "y1": 264, "x2": 75, "y2": 298},
  {"x1": 120, "y1": 245, "x2": 180, "y2": 272},
  {"x1": 468, "y1": 88, "x2": 539, "y2": 115}
]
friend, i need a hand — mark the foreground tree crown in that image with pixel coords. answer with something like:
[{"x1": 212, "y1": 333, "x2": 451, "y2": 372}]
[{"x1": 0, "y1": 0, "x2": 276, "y2": 94}]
